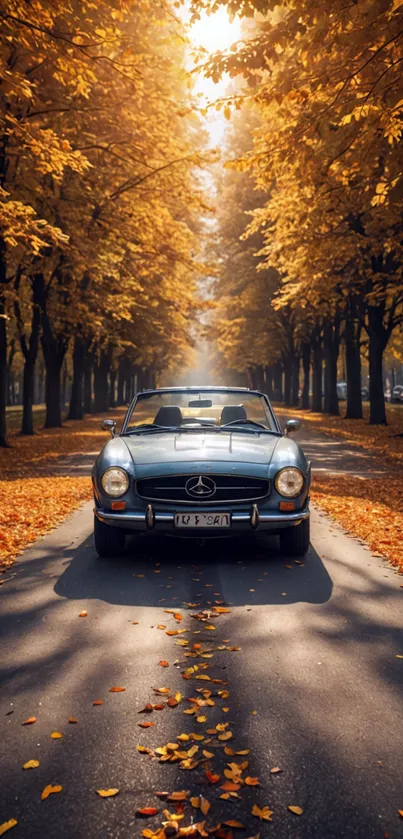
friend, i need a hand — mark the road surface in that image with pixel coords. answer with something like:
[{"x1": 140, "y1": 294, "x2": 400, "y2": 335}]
[{"x1": 1, "y1": 429, "x2": 402, "y2": 838}]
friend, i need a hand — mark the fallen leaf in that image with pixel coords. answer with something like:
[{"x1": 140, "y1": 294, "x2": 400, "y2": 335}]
[
  {"x1": 41, "y1": 785, "x2": 62, "y2": 801},
  {"x1": 22, "y1": 760, "x2": 40, "y2": 770},
  {"x1": 398, "y1": 810, "x2": 403, "y2": 818},
  {"x1": 157, "y1": 625, "x2": 167, "y2": 630},
  {"x1": 252, "y1": 805, "x2": 273, "y2": 822},
  {"x1": 153, "y1": 704, "x2": 165, "y2": 711},
  {"x1": 109, "y1": 686, "x2": 125, "y2": 692},
  {"x1": 136, "y1": 808, "x2": 158, "y2": 817},
  {"x1": 50, "y1": 732, "x2": 63, "y2": 739},
  {"x1": 0, "y1": 820, "x2": 17, "y2": 836},
  {"x1": 93, "y1": 700, "x2": 103, "y2": 706},
  {"x1": 132, "y1": 621, "x2": 139, "y2": 625},
  {"x1": 224, "y1": 747, "x2": 235, "y2": 756},
  {"x1": 236, "y1": 750, "x2": 250, "y2": 756},
  {"x1": 224, "y1": 821, "x2": 244, "y2": 829},
  {"x1": 139, "y1": 722, "x2": 155, "y2": 728},
  {"x1": 137, "y1": 745, "x2": 153, "y2": 754},
  {"x1": 167, "y1": 791, "x2": 189, "y2": 802},
  {"x1": 245, "y1": 777, "x2": 260, "y2": 786},
  {"x1": 218, "y1": 732, "x2": 233, "y2": 741},
  {"x1": 79, "y1": 611, "x2": 87, "y2": 617},
  {"x1": 202, "y1": 750, "x2": 214, "y2": 759},
  {"x1": 96, "y1": 789, "x2": 119, "y2": 798},
  {"x1": 205, "y1": 772, "x2": 220, "y2": 784},
  {"x1": 68, "y1": 717, "x2": 78, "y2": 724},
  {"x1": 221, "y1": 782, "x2": 240, "y2": 792},
  {"x1": 270, "y1": 766, "x2": 281, "y2": 774},
  {"x1": 159, "y1": 661, "x2": 169, "y2": 667},
  {"x1": 152, "y1": 687, "x2": 170, "y2": 695},
  {"x1": 288, "y1": 806, "x2": 303, "y2": 816},
  {"x1": 22, "y1": 717, "x2": 36, "y2": 725}
]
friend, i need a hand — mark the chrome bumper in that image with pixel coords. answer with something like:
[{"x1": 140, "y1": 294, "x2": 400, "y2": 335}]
[{"x1": 95, "y1": 505, "x2": 309, "y2": 532}]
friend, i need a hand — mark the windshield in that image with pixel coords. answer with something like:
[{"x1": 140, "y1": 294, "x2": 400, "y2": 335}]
[{"x1": 123, "y1": 390, "x2": 277, "y2": 433}]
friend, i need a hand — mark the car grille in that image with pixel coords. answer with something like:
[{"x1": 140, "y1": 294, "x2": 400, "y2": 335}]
[{"x1": 135, "y1": 475, "x2": 270, "y2": 505}]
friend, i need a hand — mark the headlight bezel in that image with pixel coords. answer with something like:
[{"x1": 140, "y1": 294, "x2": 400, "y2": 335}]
[
  {"x1": 275, "y1": 466, "x2": 304, "y2": 498},
  {"x1": 100, "y1": 466, "x2": 130, "y2": 498}
]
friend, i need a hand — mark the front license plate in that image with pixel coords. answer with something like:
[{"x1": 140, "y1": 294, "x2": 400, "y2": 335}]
[{"x1": 175, "y1": 513, "x2": 231, "y2": 529}]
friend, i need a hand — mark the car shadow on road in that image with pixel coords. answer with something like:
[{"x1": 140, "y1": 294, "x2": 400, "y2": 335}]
[{"x1": 53, "y1": 531, "x2": 333, "y2": 606}]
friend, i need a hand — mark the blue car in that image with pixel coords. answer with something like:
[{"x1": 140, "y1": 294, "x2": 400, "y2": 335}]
[{"x1": 92, "y1": 386, "x2": 311, "y2": 558}]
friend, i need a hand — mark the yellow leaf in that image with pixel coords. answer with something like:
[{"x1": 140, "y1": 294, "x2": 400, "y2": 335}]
[
  {"x1": 41, "y1": 785, "x2": 62, "y2": 801},
  {"x1": 252, "y1": 805, "x2": 273, "y2": 821},
  {"x1": 96, "y1": 789, "x2": 119, "y2": 798},
  {"x1": 0, "y1": 820, "x2": 17, "y2": 836},
  {"x1": 190, "y1": 797, "x2": 200, "y2": 808},
  {"x1": 22, "y1": 760, "x2": 40, "y2": 770},
  {"x1": 203, "y1": 750, "x2": 214, "y2": 759},
  {"x1": 50, "y1": 732, "x2": 63, "y2": 739},
  {"x1": 201, "y1": 798, "x2": 211, "y2": 816},
  {"x1": 288, "y1": 806, "x2": 303, "y2": 816},
  {"x1": 218, "y1": 731, "x2": 233, "y2": 741}
]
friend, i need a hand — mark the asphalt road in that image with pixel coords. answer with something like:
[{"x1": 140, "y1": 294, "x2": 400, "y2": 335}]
[{"x1": 1, "y1": 434, "x2": 403, "y2": 838}]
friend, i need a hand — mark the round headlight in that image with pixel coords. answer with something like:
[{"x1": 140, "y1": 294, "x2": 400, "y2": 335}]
[
  {"x1": 101, "y1": 467, "x2": 129, "y2": 497},
  {"x1": 275, "y1": 467, "x2": 304, "y2": 498}
]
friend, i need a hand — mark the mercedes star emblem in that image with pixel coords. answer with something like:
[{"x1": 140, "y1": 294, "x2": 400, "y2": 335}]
[{"x1": 185, "y1": 475, "x2": 217, "y2": 498}]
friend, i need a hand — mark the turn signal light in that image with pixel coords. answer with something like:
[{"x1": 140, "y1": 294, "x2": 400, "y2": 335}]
[
  {"x1": 111, "y1": 501, "x2": 126, "y2": 511},
  {"x1": 279, "y1": 501, "x2": 295, "y2": 512}
]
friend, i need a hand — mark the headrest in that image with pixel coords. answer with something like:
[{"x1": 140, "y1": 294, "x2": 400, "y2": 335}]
[
  {"x1": 154, "y1": 405, "x2": 183, "y2": 427},
  {"x1": 220, "y1": 405, "x2": 247, "y2": 425}
]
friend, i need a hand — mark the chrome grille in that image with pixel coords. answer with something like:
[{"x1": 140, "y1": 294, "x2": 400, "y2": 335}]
[{"x1": 135, "y1": 474, "x2": 270, "y2": 505}]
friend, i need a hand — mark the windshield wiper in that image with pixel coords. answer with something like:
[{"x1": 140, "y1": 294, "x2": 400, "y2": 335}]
[
  {"x1": 220, "y1": 420, "x2": 278, "y2": 434},
  {"x1": 122, "y1": 423, "x2": 168, "y2": 435}
]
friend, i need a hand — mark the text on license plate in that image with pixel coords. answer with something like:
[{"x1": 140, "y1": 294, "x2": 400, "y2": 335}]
[{"x1": 175, "y1": 513, "x2": 230, "y2": 529}]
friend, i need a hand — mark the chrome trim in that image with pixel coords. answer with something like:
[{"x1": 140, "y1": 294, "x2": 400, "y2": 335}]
[
  {"x1": 251, "y1": 504, "x2": 260, "y2": 529},
  {"x1": 135, "y1": 473, "x2": 270, "y2": 505},
  {"x1": 94, "y1": 508, "x2": 309, "y2": 525},
  {"x1": 146, "y1": 504, "x2": 155, "y2": 530}
]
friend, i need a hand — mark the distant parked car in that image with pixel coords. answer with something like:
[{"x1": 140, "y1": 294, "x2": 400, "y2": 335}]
[
  {"x1": 336, "y1": 382, "x2": 347, "y2": 400},
  {"x1": 392, "y1": 385, "x2": 403, "y2": 403}
]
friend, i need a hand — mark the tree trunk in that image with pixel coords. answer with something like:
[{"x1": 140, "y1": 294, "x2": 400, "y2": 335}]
[
  {"x1": 283, "y1": 355, "x2": 292, "y2": 406},
  {"x1": 311, "y1": 331, "x2": 323, "y2": 413},
  {"x1": 42, "y1": 350, "x2": 63, "y2": 428},
  {"x1": 68, "y1": 336, "x2": 85, "y2": 420},
  {"x1": 265, "y1": 366, "x2": 273, "y2": 398},
  {"x1": 344, "y1": 311, "x2": 363, "y2": 419},
  {"x1": 109, "y1": 367, "x2": 117, "y2": 408},
  {"x1": 0, "y1": 288, "x2": 8, "y2": 447},
  {"x1": 323, "y1": 319, "x2": 340, "y2": 415},
  {"x1": 117, "y1": 360, "x2": 126, "y2": 405},
  {"x1": 301, "y1": 343, "x2": 310, "y2": 409},
  {"x1": 93, "y1": 349, "x2": 110, "y2": 413},
  {"x1": 291, "y1": 355, "x2": 300, "y2": 406},
  {"x1": 21, "y1": 359, "x2": 36, "y2": 435},
  {"x1": 368, "y1": 319, "x2": 387, "y2": 425},
  {"x1": 273, "y1": 361, "x2": 283, "y2": 402}
]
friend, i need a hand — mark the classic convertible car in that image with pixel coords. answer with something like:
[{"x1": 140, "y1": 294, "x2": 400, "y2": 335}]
[{"x1": 92, "y1": 386, "x2": 311, "y2": 558}]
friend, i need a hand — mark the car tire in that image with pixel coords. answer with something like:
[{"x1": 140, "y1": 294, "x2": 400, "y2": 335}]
[
  {"x1": 94, "y1": 514, "x2": 126, "y2": 558},
  {"x1": 279, "y1": 517, "x2": 310, "y2": 557}
]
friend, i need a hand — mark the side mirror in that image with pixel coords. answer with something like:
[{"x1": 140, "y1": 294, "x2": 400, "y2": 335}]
[
  {"x1": 285, "y1": 418, "x2": 301, "y2": 436},
  {"x1": 101, "y1": 419, "x2": 116, "y2": 438}
]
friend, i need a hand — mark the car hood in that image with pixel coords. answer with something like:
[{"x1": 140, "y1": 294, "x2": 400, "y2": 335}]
[
  {"x1": 121, "y1": 431, "x2": 279, "y2": 467},
  {"x1": 95, "y1": 432, "x2": 308, "y2": 482}
]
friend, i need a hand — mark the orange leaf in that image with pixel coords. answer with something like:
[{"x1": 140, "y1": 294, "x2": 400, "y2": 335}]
[
  {"x1": 136, "y1": 808, "x2": 158, "y2": 817},
  {"x1": 205, "y1": 772, "x2": 220, "y2": 784},
  {"x1": 139, "y1": 704, "x2": 154, "y2": 714},
  {"x1": 96, "y1": 789, "x2": 119, "y2": 798},
  {"x1": 220, "y1": 782, "x2": 240, "y2": 792},
  {"x1": 245, "y1": 777, "x2": 260, "y2": 786},
  {"x1": 167, "y1": 698, "x2": 178, "y2": 708},
  {"x1": 68, "y1": 717, "x2": 78, "y2": 724},
  {"x1": 22, "y1": 760, "x2": 40, "y2": 770},
  {"x1": 41, "y1": 785, "x2": 62, "y2": 801},
  {"x1": 22, "y1": 717, "x2": 36, "y2": 725},
  {"x1": 159, "y1": 661, "x2": 169, "y2": 667},
  {"x1": 288, "y1": 806, "x2": 303, "y2": 816},
  {"x1": 167, "y1": 791, "x2": 189, "y2": 801},
  {"x1": 50, "y1": 732, "x2": 63, "y2": 739},
  {"x1": 270, "y1": 767, "x2": 281, "y2": 774},
  {"x1": 139, "y1": 722, "x2": 155, "y2": 728},
  {"x1": 93, "y1": 700, "x2": 103, "y2": 706},
  {"x1": 252, "y1": 805, "x2": 273, "y2": 822},
  {"x1": 109, "y1": 686, "x2": 125, "y2": 692},
  {"x1": 174, "y1": 613, "x2": 183, "y2": 621},
  {"x1": 0, "y1": 820, "x2": 17, "y2": 835}
]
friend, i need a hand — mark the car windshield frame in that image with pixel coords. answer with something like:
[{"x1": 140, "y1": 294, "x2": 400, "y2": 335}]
[{"x1": 120, "y1": 388, "x2": 281, "y2": 436}]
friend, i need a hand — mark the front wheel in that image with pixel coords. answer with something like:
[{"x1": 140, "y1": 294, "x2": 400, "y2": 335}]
[
  {"x1": 94, "y1": 514, "x2": 126, "y2": 558},
  {"x1": 279, "y1": 516, "x2": 310, "y2": 558}
]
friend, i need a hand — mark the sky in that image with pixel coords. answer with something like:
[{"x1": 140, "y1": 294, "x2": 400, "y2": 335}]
[{"x1": 186, "y1": 7, "x2": 243, "y2": 146}]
